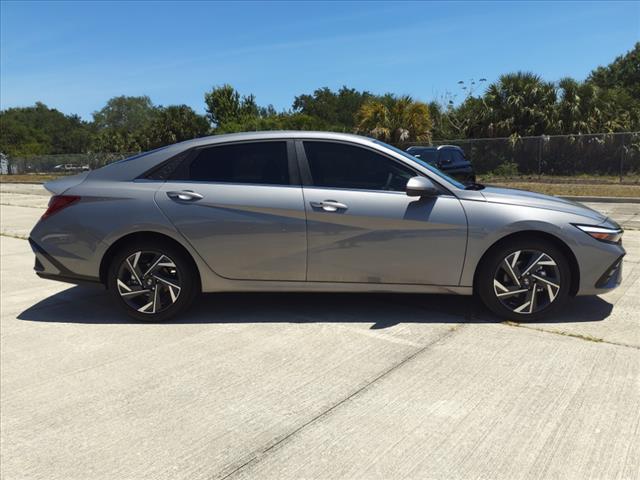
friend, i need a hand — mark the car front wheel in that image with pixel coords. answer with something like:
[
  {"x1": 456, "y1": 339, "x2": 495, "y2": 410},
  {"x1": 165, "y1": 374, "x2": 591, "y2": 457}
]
[
  {"x1": 107, "y1": 241, "x2": 198, "y2": 322},
  {"x1": 477, "y1": 238, "x2": 571, "y2": 321}
]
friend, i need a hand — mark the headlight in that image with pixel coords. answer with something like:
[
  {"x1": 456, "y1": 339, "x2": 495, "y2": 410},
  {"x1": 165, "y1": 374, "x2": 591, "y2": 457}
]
[{"x1": 574, "y1": 224, "x2": 623, "y2": 244}]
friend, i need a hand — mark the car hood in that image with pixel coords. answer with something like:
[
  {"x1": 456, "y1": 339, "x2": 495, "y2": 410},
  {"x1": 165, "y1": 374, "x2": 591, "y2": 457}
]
[{"x1": 480, "y1": 186, "x2": 607, "y2": 223}]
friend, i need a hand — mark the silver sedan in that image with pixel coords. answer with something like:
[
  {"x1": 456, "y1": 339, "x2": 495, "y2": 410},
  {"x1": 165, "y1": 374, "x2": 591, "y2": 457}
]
[{"x1": 29, "y1": 131, "x2": 625, "y2": 321}]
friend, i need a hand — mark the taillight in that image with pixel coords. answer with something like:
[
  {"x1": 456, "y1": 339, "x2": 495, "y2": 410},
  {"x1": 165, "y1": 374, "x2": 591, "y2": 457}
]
[{"x1": 41, "y1": 195, "x2": 80, "y2": 220}]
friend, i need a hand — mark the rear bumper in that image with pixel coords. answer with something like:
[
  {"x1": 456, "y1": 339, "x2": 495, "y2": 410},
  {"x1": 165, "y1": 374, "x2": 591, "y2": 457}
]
[{"x1": 29, "y1": 237, "x2": 101, "y2": 286}]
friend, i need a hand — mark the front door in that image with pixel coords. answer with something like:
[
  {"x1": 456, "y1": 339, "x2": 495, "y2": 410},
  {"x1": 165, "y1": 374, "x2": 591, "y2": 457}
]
[
  {"x1": 155, "y1": 140, "x2": 307, "y2": 281},
  {"x1": 299, "y1": 140, "x2": 467, "y2": 286}
]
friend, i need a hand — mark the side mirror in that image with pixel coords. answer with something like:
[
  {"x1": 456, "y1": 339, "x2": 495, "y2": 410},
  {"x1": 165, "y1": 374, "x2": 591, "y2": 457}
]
[{"x1": 406, "y1": 176, "x2": 439, "y2": 197}]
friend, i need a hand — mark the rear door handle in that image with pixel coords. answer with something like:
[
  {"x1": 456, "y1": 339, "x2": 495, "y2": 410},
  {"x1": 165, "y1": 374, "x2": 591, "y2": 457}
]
[
  {"x1": 167, "y1": 190, "x2": 204, "y2": 202},
  {"x1": 309, "y1": 200, "x2": 348, "y2": 212}
]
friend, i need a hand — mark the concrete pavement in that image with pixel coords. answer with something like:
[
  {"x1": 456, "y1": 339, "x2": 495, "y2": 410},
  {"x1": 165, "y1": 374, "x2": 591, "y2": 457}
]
[{"x1": 1, "y1": 184, "x2": 639, "y2": 480}]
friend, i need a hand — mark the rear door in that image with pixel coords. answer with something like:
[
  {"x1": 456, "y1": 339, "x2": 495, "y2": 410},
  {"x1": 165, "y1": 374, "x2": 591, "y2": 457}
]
[
  {"x1": 298, "y1": 140, "x2": 468, "y2": 286},
  {"x1": 155, "y1": 140, "x2": 307, "y2": 281}
]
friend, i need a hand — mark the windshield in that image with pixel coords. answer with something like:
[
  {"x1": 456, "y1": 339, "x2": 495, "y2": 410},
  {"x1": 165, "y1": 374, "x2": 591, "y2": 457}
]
[{"x1": 374, "y1": 140, "x2": 466, "y2": 189}]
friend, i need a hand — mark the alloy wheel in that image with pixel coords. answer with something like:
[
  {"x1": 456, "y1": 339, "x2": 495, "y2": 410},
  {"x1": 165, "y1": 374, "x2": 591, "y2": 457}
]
[
  {"x1": 116, "y1": 251, "x2": 181, "y2": 314},
  {"x1": 493, "y1": 249, "x2": 561, "y2": 315}
]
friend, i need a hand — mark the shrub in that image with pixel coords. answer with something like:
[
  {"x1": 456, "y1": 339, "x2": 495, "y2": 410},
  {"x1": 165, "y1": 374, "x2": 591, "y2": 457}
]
[{"x1": 491, "y1": 161, "x2": 520, "y2": 177}]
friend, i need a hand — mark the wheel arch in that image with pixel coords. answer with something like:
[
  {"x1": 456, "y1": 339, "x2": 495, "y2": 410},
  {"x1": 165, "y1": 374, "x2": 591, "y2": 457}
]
[
  {"x1": 99, "y1": 231, "x2": 202, "y2": 291},
  {"x1": 473, "y1": 230, "x2": 580, "y2": 296}
]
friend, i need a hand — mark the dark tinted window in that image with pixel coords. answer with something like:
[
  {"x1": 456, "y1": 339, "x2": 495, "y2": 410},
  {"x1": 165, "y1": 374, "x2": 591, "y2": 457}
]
[
  {"x1": 304, "y1": 141, "x2": 415, "y2": 191},
  {"x1": 439, "y1": 150, "x2": 454, "y2": 164},
  {"x1": 172, "y1": 142, "x2": 289, "y2": 185},
  {"x1": 451, "y1": 150, "x2": 466, "y2": 164},
  {"x1": 145, "y1": 151, "x2": 189, "y2": 180},
  {"x1": 413, "y1": 148, "x2": 438, "y2": 164}
]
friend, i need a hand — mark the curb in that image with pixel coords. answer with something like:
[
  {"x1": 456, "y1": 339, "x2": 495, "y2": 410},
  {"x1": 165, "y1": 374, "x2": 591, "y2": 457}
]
[{"x1": 560, "y1": 196, "x2": 640, "y2": 204}]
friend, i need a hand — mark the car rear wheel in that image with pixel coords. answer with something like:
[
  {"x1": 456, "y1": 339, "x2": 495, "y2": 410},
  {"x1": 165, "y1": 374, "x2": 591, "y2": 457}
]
[
  {"x1": 477, "y1": 238, "x2": 571, "y2": 321},
  {"x1": 107, "y1": 241, "x2": 198, "y2": 322}
]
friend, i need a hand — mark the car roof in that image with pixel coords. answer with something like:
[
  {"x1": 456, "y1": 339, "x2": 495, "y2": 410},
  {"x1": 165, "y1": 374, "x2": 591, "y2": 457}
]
[
  {"x1": 174, "y1": 130, "x2": 376, "y2": 149},
  {"x1": 408, "y1": 145, "x2": 463, "y2": 151},
  {"x1": 407, "y1": 146, "x2": 436, "y2": 151},
  {"x1": 436, "y1": 145, "x2": 464, "y2": 151}
]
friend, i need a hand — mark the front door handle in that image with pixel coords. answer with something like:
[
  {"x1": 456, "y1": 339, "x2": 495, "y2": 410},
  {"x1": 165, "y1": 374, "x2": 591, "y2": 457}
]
[
  {"x1": 309, "y1": 200, "x2": 348, "y2": 212},
  {"x1": 167, "y1": 190, "x2": 204, "y2": 202}
]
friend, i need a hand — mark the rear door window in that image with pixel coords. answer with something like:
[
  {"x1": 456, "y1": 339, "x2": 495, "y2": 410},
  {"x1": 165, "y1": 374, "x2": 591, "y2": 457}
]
[{"x1": 171, "y1": 141, "x2": 290, "y2": 185}]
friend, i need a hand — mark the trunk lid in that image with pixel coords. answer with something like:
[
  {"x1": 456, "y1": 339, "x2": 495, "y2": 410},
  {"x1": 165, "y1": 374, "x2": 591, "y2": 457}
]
[{"x1": 43, "y1": 171, "x2": 91, "y2": 195}]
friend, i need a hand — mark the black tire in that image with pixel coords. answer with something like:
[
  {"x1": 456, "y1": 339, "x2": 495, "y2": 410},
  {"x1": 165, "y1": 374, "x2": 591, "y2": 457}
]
[
  {"x1": 477, "y1": 238, "x2": 571, "y2": 321},
  {"x1": 107, "y1": 240, "x2": 199, "y2": 322}
]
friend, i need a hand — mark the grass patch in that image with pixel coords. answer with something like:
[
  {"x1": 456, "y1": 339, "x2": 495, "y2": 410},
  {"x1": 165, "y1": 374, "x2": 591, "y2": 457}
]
[
  {"x1": 0, "y1": 173, "x2": 68, "y2": 183},
  {"x1": 484, "y1": 181, "x2": 640, "y2": 198},
  {"x1": 479, "y1": 174, "x2": 640, "y2": 185}
]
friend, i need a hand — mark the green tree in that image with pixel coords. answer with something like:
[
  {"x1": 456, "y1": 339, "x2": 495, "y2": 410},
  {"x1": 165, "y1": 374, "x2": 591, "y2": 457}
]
[
  {"x1": 293, "y1": 86, "x2": 374, "y2": 130},
  {"x1": 430, "y1": 96, "x2": 486, "y2": 140},
  {"x1": 588, "y1": 42, "x2": 640, "y2": 100},
  {"x1": 556, "y1": 76, "x2": 637, "y2": 134},
  {"x1": 480, "y1": 72, "x2": 557, "y2": 137},
  {"x1": 556, "y1": 78, "x2": 608, "y2": 134},
  {"x1": 356, "y1": 95, "x2": 432, "y2": 145},
  {"x1": 92, "y1": 96, "x2": 158, "y2": 152},
  {"x1": 145, "y1": 105, "x2": 210, "y2": 149},
  {"x1": 204, "y1": 84, "x2": 259, "y2": 128},
  {"x1": 92, "y1": 95, "x2": 157, "y2": 131},
  {"x1": 586, "y1": 43, "x2": 640, "y2": 132},
  {"x1": 0, "y1": 102, "x2": 93, "y2": 156}
]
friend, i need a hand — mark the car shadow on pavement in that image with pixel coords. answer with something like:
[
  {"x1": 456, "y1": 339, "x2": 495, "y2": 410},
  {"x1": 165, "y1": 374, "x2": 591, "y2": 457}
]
[{"x1": 18, "y1": 286, "x2": 614, "y2": 327}]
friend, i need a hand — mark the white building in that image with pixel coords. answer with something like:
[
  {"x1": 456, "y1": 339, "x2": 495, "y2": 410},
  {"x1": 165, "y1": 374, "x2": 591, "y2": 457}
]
[{"x1": 0, "y1": 153, "x2": 8, "y2": 175}]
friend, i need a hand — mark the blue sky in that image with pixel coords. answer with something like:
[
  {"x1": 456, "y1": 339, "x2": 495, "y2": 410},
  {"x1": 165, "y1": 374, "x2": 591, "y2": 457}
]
[{"x1": 1, "y1": 1, "x2": 638, "y2": 120}]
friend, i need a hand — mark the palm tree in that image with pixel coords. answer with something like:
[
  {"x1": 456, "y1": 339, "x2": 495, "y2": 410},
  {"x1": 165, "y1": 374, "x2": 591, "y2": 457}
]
[
  {"x1": 356, "y1": 95, "x2": 432, "y2": 145},
  {"x1": 557, "y1": 77, "x2": 634, "y2": 134},
  {"x1": 481, "y1": 72, "x2": 557, "y2": 137},
  {"x1": 557, "y1": 77, "x2": 602, "y2": 134}
]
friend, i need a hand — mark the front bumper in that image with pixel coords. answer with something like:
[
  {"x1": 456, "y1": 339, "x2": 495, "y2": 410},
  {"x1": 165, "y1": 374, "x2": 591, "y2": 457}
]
[{"x1": 595, "y1": 254, "x2": 624, "y2": 290}]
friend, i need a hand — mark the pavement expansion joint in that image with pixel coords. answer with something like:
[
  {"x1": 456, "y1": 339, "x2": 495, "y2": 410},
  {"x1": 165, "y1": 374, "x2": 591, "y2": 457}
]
[
  {"x1": 502, "y1": 321, "x2": 639, "y2": 350},
  {"x1": 216, "y1": 325, "x2": 465, "y2": 480}
]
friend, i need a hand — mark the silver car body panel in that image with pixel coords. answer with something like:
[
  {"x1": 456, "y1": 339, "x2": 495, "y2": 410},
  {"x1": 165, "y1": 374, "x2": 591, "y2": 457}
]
[
  {"x1": 302, "y1": 188, "x2": 467, "y2": 285},
  {"x1": 30, "y1": 131, "x2": 625, "y2": 298},
  {"x1": 154, "y1": 182, "x2": 307, "y2": 281}
]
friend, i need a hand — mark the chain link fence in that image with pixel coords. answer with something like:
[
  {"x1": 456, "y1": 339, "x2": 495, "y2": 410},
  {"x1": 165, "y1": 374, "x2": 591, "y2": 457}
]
[
  {"x1": 2, "y1": 132, "x2": 639, "y2": 179},
  {"x1": 1, "y1": 152, "x2": 135, "y2": 175},
  {"x1": 405, "y1": 132, "x2": 640, "y2": 179}
]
